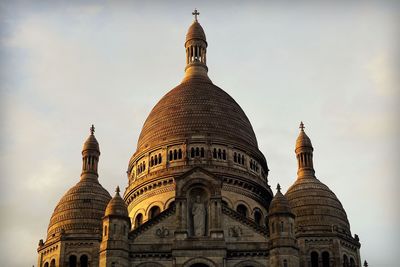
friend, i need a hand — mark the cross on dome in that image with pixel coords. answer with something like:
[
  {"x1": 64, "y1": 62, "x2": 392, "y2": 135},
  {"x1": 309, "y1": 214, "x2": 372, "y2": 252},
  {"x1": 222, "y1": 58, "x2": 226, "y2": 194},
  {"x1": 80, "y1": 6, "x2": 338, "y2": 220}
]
[
  {"x1": 192, "y1": 8, "x2": 200, "y2": 21},
  {"x1": 116, "y1": 186, "x2": 120, "y2": 194},
  {"x1": 90, "y1": 124, "x2": 95, "y2": 135},
  {"x1": 299, "y1": 121, "x2": 305, "y2": 131},
  {"x1": 277, "y1": 183, "x2": 281, "y2": 192}
]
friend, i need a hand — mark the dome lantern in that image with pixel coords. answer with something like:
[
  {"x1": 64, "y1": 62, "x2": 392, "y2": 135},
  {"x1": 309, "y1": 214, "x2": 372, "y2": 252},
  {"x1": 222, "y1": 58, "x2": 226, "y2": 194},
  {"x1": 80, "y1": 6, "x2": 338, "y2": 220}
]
[
  {"x1": 295, "y1": 122, "x2": 315, "y2": 178},
  {"x1": 183, "y1": 9, "x2": 210, "y2": 82},
  {"x1": 81, "y1": 124, "x2": 100, "y2": 179}
]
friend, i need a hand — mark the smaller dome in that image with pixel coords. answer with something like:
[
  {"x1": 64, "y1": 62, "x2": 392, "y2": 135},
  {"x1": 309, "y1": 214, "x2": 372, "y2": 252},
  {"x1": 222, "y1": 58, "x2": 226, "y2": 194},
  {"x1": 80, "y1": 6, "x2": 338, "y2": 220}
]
[
  {"x1": 185, "y1": 21, "x2": 207, "y2": 44},
  {"x1": 295, "y1": 122, "x2": 313, "y2": 151},
  {"x1": 286, "y1": 177, "x2": 350, "y2": 234},
  {"x1": 83, "y1": 125, "x2": 99, "y2": 152},
  {"x1": 105, "y1": 186, "x2": 129, "y2": 217},
  {"x1": 269, "y1": 184, "x2": 293, "y2": 215},
  {"x1": 47, "y1": 179, "x2": 111, "y2": 239}
]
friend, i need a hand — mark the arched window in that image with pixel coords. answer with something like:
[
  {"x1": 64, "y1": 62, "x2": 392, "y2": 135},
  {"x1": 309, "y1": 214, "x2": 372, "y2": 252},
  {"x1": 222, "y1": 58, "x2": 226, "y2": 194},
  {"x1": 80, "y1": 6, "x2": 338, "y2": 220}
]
[
  {"x1": 174, "y1": 149, "x2": 177, "y2": 160},
  {"x1": 191, "y1": 147, "x2": 195, "y2": 158},
  {"x1": 322, "y1": 251, "x2": 330, "y2": 267},
  {"x1": 154, "y1": 155, "x2": 157, "y2": 165},
  {"x1": 241, "y1": 155, "x2": 245, "y2": 164},
  {"x1": 311, "y1": 251, "x2": 319, "y2": 267},
  {"x1": 168, "y1": 201, "x2": 175, "y2": 208},
  {"x1": 218, "y1": 149, "x2": 222, "y2": 159},
  {"x1": 236, "y1": 204, "x2": 248, "y2": 217},
  {"x1": 234, "y1": 152, "x2": 237, "y2": 162},
  {"x1": 343, "y1": 255, "x2": 349, "y2": 267},
  {"x1": 80, "y1": 255, "x2": 88, "y2": 267},
  {"x1": 169, "y1": 151, "x2": 173, "y2": 161},
  {"x1": 280, "y1": 221, "x2": 284, "y2": 232},
  {"x1": 143, "y1": 162, "x2": 146, "y2": 170},
  {"x1": 283, "y1": 259, "x2": 288, "y2": 267},
  {"x1": 196, "y1": 147, "x2": 200, "y2": 156},
  {"x1": 158, "y1": 154, "x2": 162, "y2": 164},
  {"x1": 50, "y1": 260, "x2": 55, "y2": 267},
  {"x1": 350, "y1": 258, "x2": 355, "y2": 267},
  {"x1": 178, "y1": 149, "x2": 182, "y2": 159},
  {"x1": 69, "y1": 255, "x2": 77, "y2": 267},
  {"x1": 149, "y1": 206, "x2": 161, "y2": 219},
  {"x1": 254, "y1": 210, "x2": 262, "y2": 225},
  {"x1": 200, "y1": 147, "x2": 205, "y2": 157},
  {"x1": 213, "y1": 148, "x2": 217, "y2": 158},
  {"x1": 135, "y1": 213, "x2": 143, "y2": 228},
  {"x1": 44, "y1": 262, "x2": 49, "y2": 267},
  {"x1": 104, "y1": 225, "x2": 107, "y2": 236},
  {"x1": 150, "y1": 157, "x2": 154, "y2": 167}
]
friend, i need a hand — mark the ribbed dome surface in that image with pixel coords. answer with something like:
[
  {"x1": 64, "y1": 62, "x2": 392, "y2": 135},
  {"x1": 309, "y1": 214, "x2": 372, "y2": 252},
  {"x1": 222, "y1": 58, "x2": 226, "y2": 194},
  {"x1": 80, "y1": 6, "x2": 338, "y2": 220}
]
[
  {"x1": 105, "y1": 188, "x2": 129, "y2": 217},
  {"x1": 47, "y1": 179, "x2": 111, "y2": 239},
  {"x1": 285, "y1": 177, "x2": 350, "y2": 233},
  {"x1": 137, "y1": 79, "x2": 258, "y2": 150},
  {"x1": 83, "y1": 134, "x2": 99, "y2": 152},
  {"x1": 186, "y1": 21, "x2": 206, "y2": 43},
  {"x1": 296, "y1": 130, "x2": 313, "y2": 151},
  {"x1": 269, "y1": 189, "x2": 293, "y2": 215}
]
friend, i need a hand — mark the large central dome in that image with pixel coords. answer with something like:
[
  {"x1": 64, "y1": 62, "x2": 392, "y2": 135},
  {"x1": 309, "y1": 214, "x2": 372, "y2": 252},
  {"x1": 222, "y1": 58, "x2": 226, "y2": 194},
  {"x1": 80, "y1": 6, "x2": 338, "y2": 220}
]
[{"x1": 137, "y1": 79, "x2": 258, "y2": 151}]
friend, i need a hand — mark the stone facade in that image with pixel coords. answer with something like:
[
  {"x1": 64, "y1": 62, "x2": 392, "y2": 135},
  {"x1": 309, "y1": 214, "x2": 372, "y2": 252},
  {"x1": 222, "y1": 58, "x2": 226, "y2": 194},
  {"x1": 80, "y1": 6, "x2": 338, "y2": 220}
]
[{"x1": 37, "y1": 12, "x2": 361, "y2": 267}]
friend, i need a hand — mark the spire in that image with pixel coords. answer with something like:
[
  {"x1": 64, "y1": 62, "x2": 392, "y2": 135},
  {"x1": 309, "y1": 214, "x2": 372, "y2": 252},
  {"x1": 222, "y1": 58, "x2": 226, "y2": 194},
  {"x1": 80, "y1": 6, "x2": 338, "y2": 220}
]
[
  {"x1": 115, "y1": 186, "x2": 120, "y2": 195},
  {"x1": 183, "y1": 9, "x2": 210, "y2": 82},
  {"x1": 276, "y1": 183, "x2": 281, "y2": 193},
  {"x1": 81, "y1": 124, "x2": 100, "y2": 179},
  {"x1": 295, "y1": 122, "x2": 315, "y2": 178}
]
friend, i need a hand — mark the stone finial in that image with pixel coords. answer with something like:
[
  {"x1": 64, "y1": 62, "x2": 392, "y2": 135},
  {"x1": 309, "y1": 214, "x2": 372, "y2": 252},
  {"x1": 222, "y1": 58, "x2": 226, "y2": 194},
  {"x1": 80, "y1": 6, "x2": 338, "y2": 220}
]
[
  {"x1": 299, "y1": 121, "x2": 305, "y2": 131},
  {"x1": 192, "y1": 8, "x2": 200, "y2": 21},
  {"x1": 363, "y1": 260, "x2": 368, "y2": 267},
  {"x1": 90, "y1": 124, "x2": 95, "y2": 135},
  {"x1": 116, "y1": 186, "x2": 120, "y2": 194},
  {"x1": 276, "y1": 183, "x2": 281, "y2": 193}
]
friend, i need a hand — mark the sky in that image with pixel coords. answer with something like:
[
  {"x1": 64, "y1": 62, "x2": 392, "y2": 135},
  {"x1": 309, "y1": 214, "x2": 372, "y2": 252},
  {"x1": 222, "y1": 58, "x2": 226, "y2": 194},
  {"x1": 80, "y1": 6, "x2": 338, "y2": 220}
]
[{"x1": 0, "y1": 1, "x2": 399, "y2": 266}]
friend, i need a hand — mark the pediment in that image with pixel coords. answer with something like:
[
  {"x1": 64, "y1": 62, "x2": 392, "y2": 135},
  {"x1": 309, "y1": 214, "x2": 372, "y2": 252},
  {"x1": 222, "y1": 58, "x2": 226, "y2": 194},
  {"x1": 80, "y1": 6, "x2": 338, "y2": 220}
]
[{"x1": 175, "y1": 166, "x2": 222, "y2": 197}]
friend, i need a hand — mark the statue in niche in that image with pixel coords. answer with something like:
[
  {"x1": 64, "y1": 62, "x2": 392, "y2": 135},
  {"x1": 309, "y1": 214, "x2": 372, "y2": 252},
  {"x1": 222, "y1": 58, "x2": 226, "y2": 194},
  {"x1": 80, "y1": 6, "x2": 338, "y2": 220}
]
[{"x1": 191, "y1": 195, "x2": 206, "y2": 236}]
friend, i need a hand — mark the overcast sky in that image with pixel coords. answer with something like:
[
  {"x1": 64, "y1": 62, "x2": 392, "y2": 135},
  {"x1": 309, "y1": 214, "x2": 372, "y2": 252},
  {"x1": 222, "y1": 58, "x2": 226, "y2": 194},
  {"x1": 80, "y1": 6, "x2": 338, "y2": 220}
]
[{"x1": 0, "y1": 1, "x2": 399, "y2": 266}]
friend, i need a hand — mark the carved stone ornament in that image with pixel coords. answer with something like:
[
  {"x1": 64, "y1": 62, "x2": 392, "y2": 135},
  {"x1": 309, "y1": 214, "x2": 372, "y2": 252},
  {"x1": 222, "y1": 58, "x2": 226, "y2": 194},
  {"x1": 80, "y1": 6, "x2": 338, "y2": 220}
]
[
  {"x1": 155, "y1": 226, "x2": 169, "y2": 238},
  {"x1": 229, "y1": 226, "x2": 243, "y2": 237}
]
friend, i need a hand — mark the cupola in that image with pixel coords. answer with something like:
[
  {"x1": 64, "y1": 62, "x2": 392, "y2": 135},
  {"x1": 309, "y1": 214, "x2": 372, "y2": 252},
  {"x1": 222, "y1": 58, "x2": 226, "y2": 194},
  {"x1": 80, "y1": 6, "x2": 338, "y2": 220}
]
[
  {"x1": 295, "y1": 122, "x2": 315, "y2": 178},
  {"x1": 183, "y1": 9, "x2": 210, "y2": 82},
  {"x1": 81, "y1": 124, "x2": 100, "y2": 179}
]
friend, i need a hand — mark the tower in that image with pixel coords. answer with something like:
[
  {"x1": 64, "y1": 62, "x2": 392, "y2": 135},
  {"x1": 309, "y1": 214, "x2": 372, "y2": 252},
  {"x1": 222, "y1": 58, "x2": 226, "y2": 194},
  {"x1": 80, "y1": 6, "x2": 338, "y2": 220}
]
[
  {"x1": 268, "y1": 184, "x2": 299, "y2": 267},
  {"x1": 37, "y1": 126, "x2": 111, "y2": 267},
  {"x1": 286, "y1": 123, "x2": 361, "y2": 267},
  {"x1": 100, "y1": 187, "x2": 131, "y2": 267}
]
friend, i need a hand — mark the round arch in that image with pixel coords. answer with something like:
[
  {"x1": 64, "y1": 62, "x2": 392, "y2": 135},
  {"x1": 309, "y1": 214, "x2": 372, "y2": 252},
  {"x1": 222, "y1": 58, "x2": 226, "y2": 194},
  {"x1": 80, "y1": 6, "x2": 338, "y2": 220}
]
[
  {"x1": 221, "y1": 197, "x2": 233, "y2": 208},
  {"x1": 234, "y1": 200, "x2": 251, "y2": 213},
  {"x1": 234, "y1": 260, "x2": 265, "y2": 267},
  {"x1": 145, "y1": 201, "x2": 164, "y2": 218},
  {"x1": 164, "y1": 197, "x2": 175, "y2": 209},
  {"x1": 132, "y1": 208, "x2": 146, "y2": 220},
  {"x1": 183, "y1": 257, "x2": 217, "y2": 267},
  {"x1": 136, "y1": 263, "x2": 164, "y2": 267}
]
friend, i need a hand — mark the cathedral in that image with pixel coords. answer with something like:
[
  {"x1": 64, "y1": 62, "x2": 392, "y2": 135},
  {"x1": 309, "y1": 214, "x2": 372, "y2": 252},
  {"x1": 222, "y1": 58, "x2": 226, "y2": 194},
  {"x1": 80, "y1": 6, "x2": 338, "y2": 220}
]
[{"x1": 37, "y1": 11, "x2": 362, "y2": 267}]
